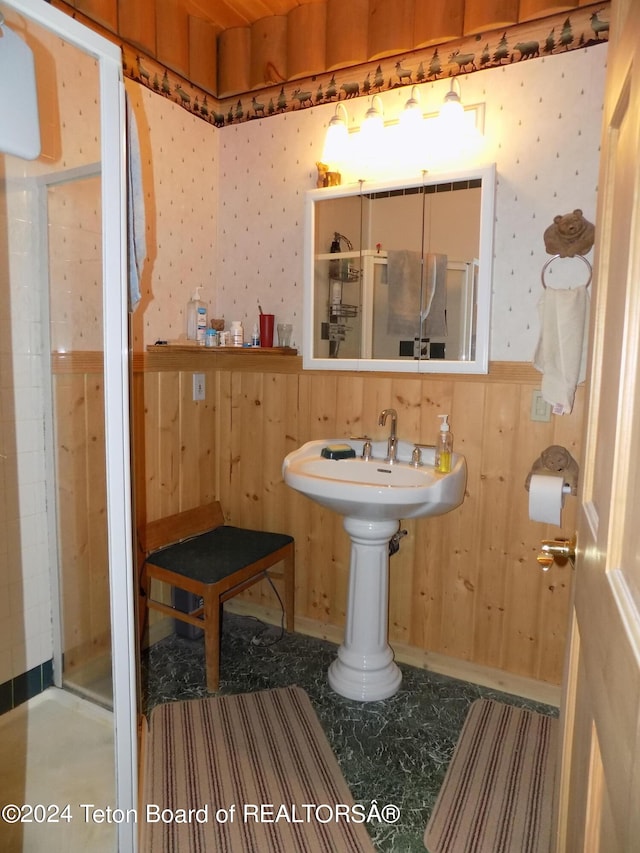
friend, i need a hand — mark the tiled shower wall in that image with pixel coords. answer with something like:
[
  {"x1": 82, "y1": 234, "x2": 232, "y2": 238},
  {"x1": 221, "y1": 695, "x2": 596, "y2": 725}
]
[{"x1": 0, "y1": 174, "x2": 52, "y2": 707}]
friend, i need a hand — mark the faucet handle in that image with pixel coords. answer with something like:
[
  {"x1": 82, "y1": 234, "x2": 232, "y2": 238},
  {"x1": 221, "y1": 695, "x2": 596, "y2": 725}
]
[
  {"x1": 362, "y1": 439, "x2": 373, "y2": 461},
  {"x1": 411, "y1": 446, "x2": 423, "y2": 467}
]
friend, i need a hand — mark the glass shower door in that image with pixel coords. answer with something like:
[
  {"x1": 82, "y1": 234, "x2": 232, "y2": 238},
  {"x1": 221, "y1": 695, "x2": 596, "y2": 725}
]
[
  {"x1": 46, "y1": 170, "x2": 113, "y2": 708},
  {"x1": 1, "y1": 2, "x2": 137, "y2": 850}
]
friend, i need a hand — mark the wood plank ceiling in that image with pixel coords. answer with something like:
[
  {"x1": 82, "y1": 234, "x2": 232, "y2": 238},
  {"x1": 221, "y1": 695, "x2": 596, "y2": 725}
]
[{"x1": 55, "y1": 1, "x2": 608, "y2": 100}]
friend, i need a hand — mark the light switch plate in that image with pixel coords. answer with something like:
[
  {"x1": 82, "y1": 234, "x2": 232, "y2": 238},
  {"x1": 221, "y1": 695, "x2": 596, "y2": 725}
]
[
  {"x1": 531, "y1": 389, "x2": 551, "y2": 422},
  {"x1": 193, "y1": 373, "x2": 205, "y2": 401}
]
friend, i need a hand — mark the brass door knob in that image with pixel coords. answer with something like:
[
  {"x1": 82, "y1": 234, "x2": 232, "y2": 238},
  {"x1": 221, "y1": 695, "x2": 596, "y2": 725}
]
[{"x1": 537, "y1": 536, "x2": 576, "y2": 570}]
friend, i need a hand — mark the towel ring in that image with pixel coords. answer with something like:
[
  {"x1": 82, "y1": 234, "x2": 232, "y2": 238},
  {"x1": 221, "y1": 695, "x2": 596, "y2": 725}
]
[{"x1": 541, "y1": 254, "x2": 592, "y2": 290}]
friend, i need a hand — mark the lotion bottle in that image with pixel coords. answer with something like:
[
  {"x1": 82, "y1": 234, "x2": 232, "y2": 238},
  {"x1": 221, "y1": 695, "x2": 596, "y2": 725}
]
[
  {"x1": 230, "y1": 320, "x2": 244, "y2": 347},
  {"x1": 187, "y1": 287, "x2": 207, "y2": 343},
  {"x1": 435, "y1": 414, "x2": 453, "y2": 473}
]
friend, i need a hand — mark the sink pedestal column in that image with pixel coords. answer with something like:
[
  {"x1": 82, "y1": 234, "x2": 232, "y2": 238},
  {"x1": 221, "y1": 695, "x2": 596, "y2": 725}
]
[{"x1": 328, "y1": 517, "x2": 402, "y2": 701}]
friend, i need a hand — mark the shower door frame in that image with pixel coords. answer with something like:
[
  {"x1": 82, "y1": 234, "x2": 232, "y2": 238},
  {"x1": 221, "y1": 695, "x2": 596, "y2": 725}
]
[{"x1": 5, "y1": 1, "x2": 138, "y2": 850}]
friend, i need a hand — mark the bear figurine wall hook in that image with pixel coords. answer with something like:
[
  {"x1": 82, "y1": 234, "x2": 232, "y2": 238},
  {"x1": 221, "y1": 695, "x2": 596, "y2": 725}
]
[{"x1": 543, "y1": 209, "x2": 595, "y2": 258}]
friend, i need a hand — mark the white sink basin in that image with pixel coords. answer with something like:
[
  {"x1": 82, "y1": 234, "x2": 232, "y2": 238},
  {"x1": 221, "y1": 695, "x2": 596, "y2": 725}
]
[
  {"x1": 282, "y1": 436, "x2": 467, "y2": 701},
  {"x1": 283, "y1": 438, "x2": 466, "y2": 521}
]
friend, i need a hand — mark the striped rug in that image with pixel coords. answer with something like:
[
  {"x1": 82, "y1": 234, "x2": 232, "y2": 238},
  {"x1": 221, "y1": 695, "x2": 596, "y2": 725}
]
[
  {"x1": 424, "y1": 698, "x2": 558, "y2": 853},
  {"x1": 141, "y1": 686, "x2": 375, "y2": 852}
]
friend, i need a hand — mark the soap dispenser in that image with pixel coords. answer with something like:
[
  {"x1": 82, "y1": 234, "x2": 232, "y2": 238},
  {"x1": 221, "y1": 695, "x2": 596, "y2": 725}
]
[
  {"x1": 187, "y1": 287, "x2": 207, "y2": 343},
  {"x1": 435, "y1": 414, "x2": 453, "y2": 473}
]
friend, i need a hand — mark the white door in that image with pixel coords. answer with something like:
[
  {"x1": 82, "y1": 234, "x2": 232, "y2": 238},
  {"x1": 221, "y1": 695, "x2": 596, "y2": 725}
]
[{"x1": 554, "y1": 1, "x2": 640, "y2": 849}]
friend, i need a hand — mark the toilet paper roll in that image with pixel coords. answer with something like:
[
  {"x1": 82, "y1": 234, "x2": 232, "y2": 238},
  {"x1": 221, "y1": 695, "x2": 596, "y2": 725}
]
[{"x1": 528, "y1": 474, "x2": 566, "y2": 525}]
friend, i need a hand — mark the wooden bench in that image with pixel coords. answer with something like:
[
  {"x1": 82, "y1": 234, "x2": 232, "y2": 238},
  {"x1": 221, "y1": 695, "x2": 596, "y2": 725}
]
[{"x1": 139, "y1": 502, "x2": 295, "y2": 691}]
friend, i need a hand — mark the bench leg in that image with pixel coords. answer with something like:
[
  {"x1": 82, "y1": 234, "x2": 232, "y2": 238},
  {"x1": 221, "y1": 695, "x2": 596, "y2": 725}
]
[
  {"x1": 203, "y1": 589, "x2": 221, "y2": 692},
  {"x1": 283, "y1": 544, "x2": 295, "y2": 633}
]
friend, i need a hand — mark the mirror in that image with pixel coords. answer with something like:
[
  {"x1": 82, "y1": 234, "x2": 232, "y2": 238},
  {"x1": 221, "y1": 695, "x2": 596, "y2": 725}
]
[{"x1": 303, "y1": 165, "x2": 496, "y2": 373}]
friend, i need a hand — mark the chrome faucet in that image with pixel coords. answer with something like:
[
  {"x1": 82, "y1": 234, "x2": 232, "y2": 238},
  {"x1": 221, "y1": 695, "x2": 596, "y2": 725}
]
[{"x1": 378, "y1": 408, "x2": 398, "y2": 463}]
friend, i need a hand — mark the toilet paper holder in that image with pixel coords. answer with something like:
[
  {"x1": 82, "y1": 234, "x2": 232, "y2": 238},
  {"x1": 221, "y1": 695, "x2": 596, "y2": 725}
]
[{"x1": 524, "y1": 445, "x2": 579, "y2": 497}]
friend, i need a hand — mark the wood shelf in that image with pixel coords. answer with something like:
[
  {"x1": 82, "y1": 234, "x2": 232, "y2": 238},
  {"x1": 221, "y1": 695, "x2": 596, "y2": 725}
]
[{"x1": 146, "y1": 344, "x2": 297, "y2": 355}]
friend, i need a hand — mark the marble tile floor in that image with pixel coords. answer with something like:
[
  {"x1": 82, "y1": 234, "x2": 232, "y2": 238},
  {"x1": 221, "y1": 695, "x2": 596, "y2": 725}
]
[{"x1": 142, "y1": 612, "x2": 558, "y2": 853}]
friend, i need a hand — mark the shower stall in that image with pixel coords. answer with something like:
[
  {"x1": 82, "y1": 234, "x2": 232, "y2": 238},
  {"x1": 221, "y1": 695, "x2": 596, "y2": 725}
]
[{"x1": 0, "y1": 1, "x2": 137, "y2": 850}]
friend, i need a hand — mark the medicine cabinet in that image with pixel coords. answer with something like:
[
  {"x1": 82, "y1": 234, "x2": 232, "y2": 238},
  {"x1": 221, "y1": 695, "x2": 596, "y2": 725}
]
[{"x1": 302, "y1": 164, "x2": 496, "y2": 373}]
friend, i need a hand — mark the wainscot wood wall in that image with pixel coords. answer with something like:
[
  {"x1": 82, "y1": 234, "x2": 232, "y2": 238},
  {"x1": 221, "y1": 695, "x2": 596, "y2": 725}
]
[
  {"x1": 52, "y1": 353, "x2": 111, "y2": 672},
  {"x1": 130, "y1": 349, "x2": 582, "y2": 701},
  {"x1": 50, "y1": 351, "x2": 580, "y2": 701}
]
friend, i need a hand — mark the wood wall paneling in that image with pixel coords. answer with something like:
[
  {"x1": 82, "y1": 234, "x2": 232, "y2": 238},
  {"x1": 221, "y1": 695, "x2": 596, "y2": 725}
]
[
  {"x1": 325, "y1": 0, "x2": 370, "y2": 72},
  {"x1": 59, "y1": 0, "x2": 607, "y2": 119},
  {"x1": 189, "y1": 15, "x2": 219, "y2": 95},
  {"x1": 118, "y1": 0, "x2": 156, "y2": 55},
  {"x1": 75, "y1": 0, "x2": 118, "y2": 32},
  {"x1": 250, "y1": 15, "x2": 288, "y2": 89},
  {"x1": 286, "y1": 2, "x2": 327, "y2": 81},
  {"x1": 218, "y1": 27, "x2": 252, "y2": 97},
  {"x1": 368, "y1": 0, "x2": 415, "y2": 61},
  {"x1": 518, "y1": 1, "x2": 578, "y2": 22},
  {"x1": 146, "y1": 361, "x2": 581, "y2": 684},
  {"x1": 414, "y1": 0, "x2": 464, "y2": 49},
  {"x1": 57, "y1": 353, "x2": 580, "y2": 689},
  {"x1": 464, "y1": 0, "x2": 519, "y2": 34},
  {"x1": 54, "y1": 373, "x2": 111, "y2": 670},
  {"x1": 156, "y1": 0, "x2": 190, "y2": 76}
]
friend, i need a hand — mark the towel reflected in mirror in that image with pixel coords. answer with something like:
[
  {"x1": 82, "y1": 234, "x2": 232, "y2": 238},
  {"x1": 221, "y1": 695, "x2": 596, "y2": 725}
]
[{"x1": 387, "y1": 250, "x2": 447, "y2": 337}]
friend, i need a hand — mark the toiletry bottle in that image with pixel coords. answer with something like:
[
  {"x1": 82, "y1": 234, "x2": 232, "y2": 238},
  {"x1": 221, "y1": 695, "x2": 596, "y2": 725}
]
[
  {"x1": 230, "y1": 320, "x2": 244, "y2": 347},
  {"x1": 329, "y1": 233, "x2": 341, "y2": 279},
  {"x1": 187, "y1": 287, "x2": 207, "y2": 343},
  {"x1": 205, "y1": 328, "x2": 216, "y2": 347},
  {"x1": 251, "y1": 323, "x2": 260, "y2": 347},
  {"x1": 435, "y1": 414, "x2": 453, "y2": 474}
]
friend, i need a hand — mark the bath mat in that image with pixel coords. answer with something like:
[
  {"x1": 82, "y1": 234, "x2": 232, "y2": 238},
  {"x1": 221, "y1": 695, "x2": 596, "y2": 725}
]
[
  {"x1": 140, "y1": 685, "x2": 375, "y2": 852},
  {"x1": 424, "y1": 698, "x2": 558, "y2": 853}
]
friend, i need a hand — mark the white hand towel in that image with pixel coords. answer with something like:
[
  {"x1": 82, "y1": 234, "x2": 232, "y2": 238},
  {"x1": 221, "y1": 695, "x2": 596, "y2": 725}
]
[
  {"x1": 387, "y1": 249, "x2": 421, "y2": 335},
  {"x1": 533, "y1": 285, "x2": 589, "y2": 415}
]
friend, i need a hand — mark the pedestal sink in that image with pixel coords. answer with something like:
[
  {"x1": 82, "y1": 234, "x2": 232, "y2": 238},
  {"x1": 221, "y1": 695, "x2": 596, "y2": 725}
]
[{"x1": 282, "y1": 438, "x2": 467, "y2": 701}]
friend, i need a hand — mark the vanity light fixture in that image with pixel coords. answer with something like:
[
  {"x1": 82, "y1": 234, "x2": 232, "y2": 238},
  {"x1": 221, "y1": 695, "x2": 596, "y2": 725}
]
[
  {"x1": 439, "y1": 78, "x2": 465, "y2": 129},
  {"x1": 317, "y1": 83, "x2": 484, "y2": 184},
  {"x1": 360, "y1": 95, "x2": 385, "y2": 149},
  {"x1": 321, "y1": 102, "x2": 350, "y2": 174},
  {"x1": 358, "y1": 95, "x2": 386, "y2": 179},
  {"x1": 400, "y1": 86, "x2": 423, "y2": 132},
  {"x1": 399, "y1": 86, "x2": 428, "y2": 172},
  {"x1": 433, "y1": 78, "x2": 483, "y2": 163}
]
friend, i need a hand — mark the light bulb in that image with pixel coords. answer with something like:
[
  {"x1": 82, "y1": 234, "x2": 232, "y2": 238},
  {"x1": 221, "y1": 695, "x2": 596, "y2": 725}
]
[
  {"x1": 439, "y1": 88, "x2": 466, "y2": 134},
  {"x1": 399, "y1": 87, "x2": 428, "y2": 173}
]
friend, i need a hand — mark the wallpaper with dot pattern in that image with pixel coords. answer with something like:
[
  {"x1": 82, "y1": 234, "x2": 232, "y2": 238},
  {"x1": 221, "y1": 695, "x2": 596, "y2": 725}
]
[
  {"x1": 212, "y1": 44, "x2": 607, "y2": 360},
  {"x1": 127, "y1": 80, "x2": 218, "y2": 351},
  {"x1": 133, "y1": 44, "x2": 606, "y2": 359}
]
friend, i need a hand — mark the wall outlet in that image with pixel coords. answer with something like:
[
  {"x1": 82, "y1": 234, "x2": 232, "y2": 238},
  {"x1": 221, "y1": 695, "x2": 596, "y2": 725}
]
[
  {"x1": 192, "y1": 373, "x2": 205, "y2": 401},
  {"x1": 531, "y1": 389, "x2": 551, "y2": 422}
]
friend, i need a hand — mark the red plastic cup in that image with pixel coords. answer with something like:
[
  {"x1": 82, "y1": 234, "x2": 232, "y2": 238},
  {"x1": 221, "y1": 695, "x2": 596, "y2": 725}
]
[{"x1": 259, "y1": 313, "x2": 275, "y2": 347}]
